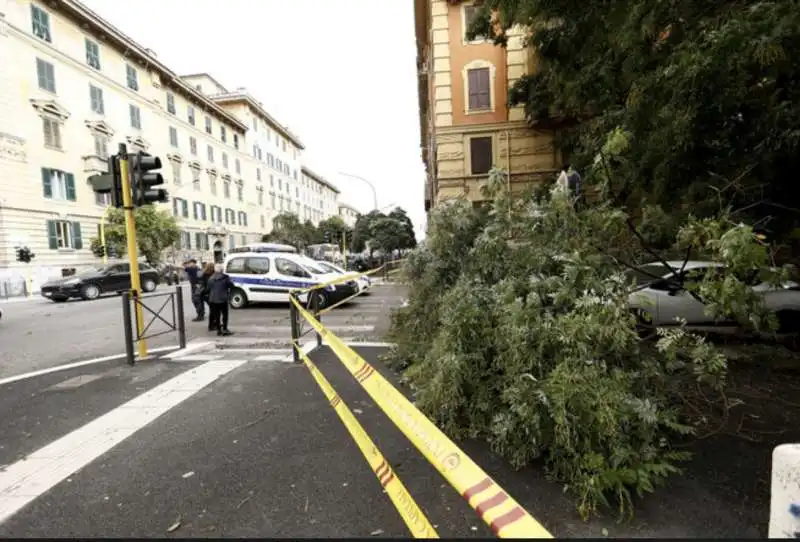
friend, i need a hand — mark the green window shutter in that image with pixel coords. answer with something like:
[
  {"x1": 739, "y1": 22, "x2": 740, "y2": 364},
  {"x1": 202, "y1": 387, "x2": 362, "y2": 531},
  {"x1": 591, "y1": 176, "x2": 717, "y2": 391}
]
[
  {"x1": 42, "y1": 168, "x2": 52, "y2": 198},
  {"x1": 185, "y1": 231, "x2": 192, "y2": 249},
  {"x1": 71, "y1": 222, "x2": 83, "y2": 249},
  {"x1": 46, "y1": 220, "x2": 58, "y2": 249},
  {"x1": 65, "y1": 173, "x2": 76, "y2": 201}
]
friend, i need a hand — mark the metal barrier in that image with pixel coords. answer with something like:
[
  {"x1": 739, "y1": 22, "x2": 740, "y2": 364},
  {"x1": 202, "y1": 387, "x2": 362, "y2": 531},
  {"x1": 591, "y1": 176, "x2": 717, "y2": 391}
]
[{"x1": 121, "y1": 284, "x2": 187, "y2": 365}]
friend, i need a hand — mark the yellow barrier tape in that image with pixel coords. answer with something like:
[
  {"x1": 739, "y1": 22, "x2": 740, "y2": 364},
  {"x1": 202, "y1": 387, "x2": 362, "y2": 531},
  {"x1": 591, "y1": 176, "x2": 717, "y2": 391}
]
[
  {"x1": 291, "y1": 297, "x2": 552, "y2": 539},
  {"x1": 292, "y1": 341, "x2": 438, "y2": 539},
  {"x1": 294, "y1": 265, "x2": 388, "y2": 294}
]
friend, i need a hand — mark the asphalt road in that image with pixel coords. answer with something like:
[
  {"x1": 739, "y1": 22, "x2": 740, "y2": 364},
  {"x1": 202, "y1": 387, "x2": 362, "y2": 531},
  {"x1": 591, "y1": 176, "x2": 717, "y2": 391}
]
[
  {"x1": 0, "y1": 284, "x2": 765, "y2": 538},
  {"x1": 0, "y1": 282, "x2": 399, "y2": 380}
]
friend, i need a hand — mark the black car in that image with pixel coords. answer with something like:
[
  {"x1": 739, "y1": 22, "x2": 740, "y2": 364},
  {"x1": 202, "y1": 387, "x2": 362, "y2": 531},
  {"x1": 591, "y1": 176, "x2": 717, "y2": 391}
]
[{"x1": 40, "y1": 262, "x2": 160, "y2": 302}]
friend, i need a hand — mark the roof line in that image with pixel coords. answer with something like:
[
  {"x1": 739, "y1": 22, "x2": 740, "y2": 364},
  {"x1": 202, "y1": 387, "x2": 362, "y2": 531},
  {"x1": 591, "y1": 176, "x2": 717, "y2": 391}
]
[
  {"x1": 302, "y1": 165, "x2": 340, "y2": 193},
  {"x1": 210, "y1": 93, "x2": 305, "y2": 150},
  {"x1": 59, "y1": 0, "x2": 248, "y2": 132}
]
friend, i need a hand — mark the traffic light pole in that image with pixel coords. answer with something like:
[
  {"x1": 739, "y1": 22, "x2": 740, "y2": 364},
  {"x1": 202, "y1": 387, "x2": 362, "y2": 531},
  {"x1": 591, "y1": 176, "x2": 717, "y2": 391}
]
[
  {"x1": 118, "y1": 143, "x2": 148, "y2": 360},
  {"x1": 99, "y1": 204, "x2": 111, "y2": 265}
]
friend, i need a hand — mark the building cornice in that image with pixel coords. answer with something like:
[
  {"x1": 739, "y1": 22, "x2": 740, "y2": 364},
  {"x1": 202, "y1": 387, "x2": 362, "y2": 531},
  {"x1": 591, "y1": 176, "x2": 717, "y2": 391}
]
[
  {"x1": 301, "y1": 166, "x2": 340, "y2": 194},
  {"x1": 208, "y1": 92, "x2": 305, "y2": 150},
  {"x1": 56, "y1": 0, "x2": 248, "y2": 133}
]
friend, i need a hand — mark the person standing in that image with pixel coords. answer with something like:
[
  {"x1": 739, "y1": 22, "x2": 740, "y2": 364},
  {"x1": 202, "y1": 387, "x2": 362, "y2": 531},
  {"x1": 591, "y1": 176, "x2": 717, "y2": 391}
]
[
  {"x1": 183, "y1": 259, "x2": 203, "y2": 321},
  {"x1": 206, "y1": 263, "x2": 234, "y2": 336},
  {"x1": 197, "y1": 262, "x2": 215, "y2": 325}
]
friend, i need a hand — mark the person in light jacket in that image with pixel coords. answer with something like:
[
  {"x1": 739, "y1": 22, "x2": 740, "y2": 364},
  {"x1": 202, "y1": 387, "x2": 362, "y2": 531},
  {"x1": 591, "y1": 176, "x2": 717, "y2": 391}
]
[{"x1": 206, "y1": 263, "x2": 234, "y2": 336}]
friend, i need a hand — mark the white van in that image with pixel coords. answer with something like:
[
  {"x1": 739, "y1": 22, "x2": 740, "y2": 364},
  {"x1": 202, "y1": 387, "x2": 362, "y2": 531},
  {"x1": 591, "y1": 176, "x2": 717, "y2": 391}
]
[{"x1": 223, "y1": 251, "x2": 358, "y2": 309}]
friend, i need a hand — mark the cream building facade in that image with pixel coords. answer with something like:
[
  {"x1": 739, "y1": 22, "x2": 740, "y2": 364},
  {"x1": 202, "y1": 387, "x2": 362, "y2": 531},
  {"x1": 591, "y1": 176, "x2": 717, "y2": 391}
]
[
  {"x1": 0, "y1": 0, "x2": 341, "y2": 293},
  {"x1": 301, "y1": 166, "x2": 340, "y2": 225},
  {"x1": 338, "y1": 203, "x2": 360, "y2": 228},
  {"x1": 415, "y1": 0, "x2": 560, "y2": 210}
]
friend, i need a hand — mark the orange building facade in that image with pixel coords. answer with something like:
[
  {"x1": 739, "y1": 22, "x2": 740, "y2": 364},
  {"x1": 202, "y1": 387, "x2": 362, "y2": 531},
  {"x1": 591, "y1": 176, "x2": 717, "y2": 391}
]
[{"x1": 415, "y1": 0, "x2": 560, "y2": 210}]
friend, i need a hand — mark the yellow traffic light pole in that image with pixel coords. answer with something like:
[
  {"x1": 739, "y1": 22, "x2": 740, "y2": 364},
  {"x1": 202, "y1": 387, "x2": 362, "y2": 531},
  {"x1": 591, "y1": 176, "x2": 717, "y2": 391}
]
[
  {"x1": 99, "y1": 204, "x2": 111, "y2": 265},
  {"x1": 118, "y1": 146, "x2": 148, "y2": 359}
]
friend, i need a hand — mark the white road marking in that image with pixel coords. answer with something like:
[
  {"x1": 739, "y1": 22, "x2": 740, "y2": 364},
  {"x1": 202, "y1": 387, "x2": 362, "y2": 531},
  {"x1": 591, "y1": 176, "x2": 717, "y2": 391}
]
[
  {"x1": 171, "y1": 354, "x2": 224, "y2": 361},
  {"x1": 160, "y1": 340, "x2": 215, "y2": 360},
  {"x1": 0, "y1": 358, "x2": 248, "y2": 526},
  {"x1": 0, "y1": 346, "x2": 179, "y2": 388}
]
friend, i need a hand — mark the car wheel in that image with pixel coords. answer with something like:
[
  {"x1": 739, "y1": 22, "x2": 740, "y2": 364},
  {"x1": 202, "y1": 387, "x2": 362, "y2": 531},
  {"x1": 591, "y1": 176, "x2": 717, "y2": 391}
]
[
  {"x1": 312, "y1": 291, "x2": 329, "y2": 310},
  {"x1": 81, "y1": 284, "x2": 101, "y2": 301},
  {"x1": 229, "y1": 288, "x2": 248, "y2": 309},
  {"x1": 142, "y1": 279, "x2": 157, "y2": 293}
]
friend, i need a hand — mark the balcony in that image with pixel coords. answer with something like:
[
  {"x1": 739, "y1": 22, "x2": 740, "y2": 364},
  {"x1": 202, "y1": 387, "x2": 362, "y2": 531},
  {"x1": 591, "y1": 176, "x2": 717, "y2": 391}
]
[{"x1": 82, "y1": 154, "x2": 108, "y2": 174}]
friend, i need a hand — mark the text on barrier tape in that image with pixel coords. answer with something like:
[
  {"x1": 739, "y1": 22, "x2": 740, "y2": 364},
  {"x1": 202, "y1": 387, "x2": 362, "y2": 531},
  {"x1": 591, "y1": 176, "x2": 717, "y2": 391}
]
[
  {"x1": 292, "y1": 341, "x2": 438, "y2": 538},
  {"x1": 291, "y1": 297, "x2": 552, "y2": 539}
]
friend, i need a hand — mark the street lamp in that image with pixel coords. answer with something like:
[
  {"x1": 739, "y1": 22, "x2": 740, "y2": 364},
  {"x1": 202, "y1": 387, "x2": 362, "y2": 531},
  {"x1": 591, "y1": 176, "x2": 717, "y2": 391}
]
[{"x1": 337, "y1": 171, "x2": 378, "y2": 211}]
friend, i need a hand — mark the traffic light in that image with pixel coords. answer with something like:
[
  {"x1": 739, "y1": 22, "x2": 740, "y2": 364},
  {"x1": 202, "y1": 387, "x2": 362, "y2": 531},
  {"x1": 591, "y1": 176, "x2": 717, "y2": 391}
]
[
  {"x1": 323, "y1": 230, "x2": 331, "y2": 243},
  {"x1": 15, "y1": 247, "x2": 23, "y2": 262},
  {"x1": 130, "y1": 152, "x2": 168, "y2": 207},
  {"x1": 87, "y1": 155, "x2": 124, "y2": 209}
]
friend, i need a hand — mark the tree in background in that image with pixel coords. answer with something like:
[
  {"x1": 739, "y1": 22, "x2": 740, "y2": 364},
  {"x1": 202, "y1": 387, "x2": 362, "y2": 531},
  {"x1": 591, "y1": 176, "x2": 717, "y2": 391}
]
[
  {"x1": 468, "y1": 0, "x2": 800, "y2": 254},
  {"x1": 262, "y1": 213, "x2": 316, "y2": 248},
  {"x1": 351, "y1": 208, "x2": 417, "y2": 255},
  {"x1": 89, "y1": 206, "x2": 180, "y2": 266},
  {"x1": 317, "y1": 215, "x2": 349, "y2": 244}
]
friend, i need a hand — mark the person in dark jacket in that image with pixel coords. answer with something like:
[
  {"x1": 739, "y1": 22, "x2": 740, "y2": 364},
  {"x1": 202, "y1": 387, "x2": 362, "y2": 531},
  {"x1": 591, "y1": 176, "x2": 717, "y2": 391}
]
[
  {"x1": 184, "y1": 259, "x2": 203, "y2": 321},
  {"x1": 206, "y1": 263, "x2": 234, "y2": 336},
  {"x1": 195, "y1": 262, "x2": 215, "y2": 324}
]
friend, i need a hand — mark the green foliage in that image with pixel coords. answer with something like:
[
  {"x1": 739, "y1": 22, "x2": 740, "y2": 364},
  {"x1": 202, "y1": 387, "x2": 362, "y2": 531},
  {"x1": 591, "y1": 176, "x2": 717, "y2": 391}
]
[
  {"x1": 262, "y1": 213, "x2": 322, "y2": 248},
  {"x1": 469, "y1": 0, "x2": 800, "y2": 251},
  {"x1": 388, "y1": 168, "x2": 784, "y2": 519},
  {"x1": 352, "y1": 208, "x2": 417, "y2": 254},
  {"x1": 89, "y1": 206, "x2": 179, "y2": 265}
]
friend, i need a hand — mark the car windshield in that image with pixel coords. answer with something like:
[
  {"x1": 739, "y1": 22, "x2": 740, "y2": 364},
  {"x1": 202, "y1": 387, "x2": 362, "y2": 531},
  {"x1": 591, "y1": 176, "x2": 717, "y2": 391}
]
[
  {"x1": 300, "y1": 261, "x2": 327, "y2": 275},
  {"x1": 317, "y1": 262, "x2": 342, "y2": 274}
]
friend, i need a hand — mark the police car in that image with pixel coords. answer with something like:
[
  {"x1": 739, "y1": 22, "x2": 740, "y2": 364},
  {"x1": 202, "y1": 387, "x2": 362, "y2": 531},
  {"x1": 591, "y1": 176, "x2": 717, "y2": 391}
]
[{"x1": 223, "y1": 251, "x2": 359, "y2": 309}]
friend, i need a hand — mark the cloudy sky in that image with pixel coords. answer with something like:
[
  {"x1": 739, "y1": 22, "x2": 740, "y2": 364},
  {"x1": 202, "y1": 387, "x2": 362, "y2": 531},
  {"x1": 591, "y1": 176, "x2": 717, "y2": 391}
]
[{"x1": 82, "y1": 0, "x2": 427, "y2": 238}]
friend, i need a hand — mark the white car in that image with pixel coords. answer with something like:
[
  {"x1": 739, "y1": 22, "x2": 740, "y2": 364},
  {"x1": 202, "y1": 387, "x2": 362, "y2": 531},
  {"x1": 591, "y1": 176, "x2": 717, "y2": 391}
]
[
  {"x1": 628, "y1": 260, "x2": 800, "y2": 332},
  {"x1": 223, "y1": 251, "x2": 359, "y2": 309},
  {"x1": 314, "y1": 260, "x2": 372, "y2": 294}
]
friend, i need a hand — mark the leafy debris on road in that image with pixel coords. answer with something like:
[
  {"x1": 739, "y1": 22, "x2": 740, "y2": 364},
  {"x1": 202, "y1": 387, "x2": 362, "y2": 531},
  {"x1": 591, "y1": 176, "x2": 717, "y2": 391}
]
[{"x1": 166, "y1": 518, "x2": 182, "y2": 533}]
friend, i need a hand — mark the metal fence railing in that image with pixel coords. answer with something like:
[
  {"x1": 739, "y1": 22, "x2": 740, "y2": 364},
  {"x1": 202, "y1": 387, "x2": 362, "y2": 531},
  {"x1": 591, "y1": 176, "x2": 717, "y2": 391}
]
[{"x1": 0, "y1": 278, "x2": 28, "y2": 299}]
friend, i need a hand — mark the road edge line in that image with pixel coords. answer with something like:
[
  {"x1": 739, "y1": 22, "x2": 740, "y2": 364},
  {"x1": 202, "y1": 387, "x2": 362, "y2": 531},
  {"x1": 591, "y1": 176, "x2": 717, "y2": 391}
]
[{"x1": 0, "y1": 345, "x2": 179, "y2": 387}]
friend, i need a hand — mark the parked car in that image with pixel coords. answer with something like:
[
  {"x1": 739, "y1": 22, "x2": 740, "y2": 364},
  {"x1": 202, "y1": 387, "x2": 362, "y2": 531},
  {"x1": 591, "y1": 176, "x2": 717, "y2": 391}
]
[
  {"x1": 628, "y1": 260, "x2": 800, "y2": 332},
  {"x1": 313, "y1": 260, "x2": 372, "y2": 294},
  {"x1": 40, "y1": 262, "x2": 160, "y2": 302},
  {"x1": 224, "y1": 251, "x2": 358, "y2": 309},
  {"x1": 159, "y1": 264, "x2": 184, "y2": 286}
]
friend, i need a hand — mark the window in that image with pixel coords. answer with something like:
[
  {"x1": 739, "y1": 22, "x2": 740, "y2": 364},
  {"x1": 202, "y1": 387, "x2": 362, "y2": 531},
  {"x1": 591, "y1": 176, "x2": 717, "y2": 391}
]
[
  {"x1": 47, "y1": 220, "x2": 82, "y2": 250},
  {"x1": 467, "y1": 67, "x2": 491, "y2": 111},
  {"x1": 220, "y1": 126, "x2": 227, "y2": 143},
  {"x1": 233, "y1": 134, "x2": 239, "y2": 150},
  {"x1": 256, "y1": 168, "x2": 261, "y2": 181},
  {"x1": 159, "y1": 94, "x2": 174, "y2": 117},
  {"x1": 226, "y1": 257, "x2": 247, "y2": 274},
  {"x1": 192, "y1": 169, "x2": 201, "y2": 191},
  {"x1": 463, "y1": 5, "x2": 486, "y2": 40},
  {"x1": 195, "y1": 232, "x2": 208, "y2": 250},
  {"x1": 187, "y1": 106, "x2": 195, "y2": 125},
  {"x1": 181, "y1": 199, "x2": 189, "y2": 218},
  {"x1": 205, "y1": 116, "x2": 212, "y2": 134},
  {"x1": 193, "y1": 201, "x2": 207, "y2": 220},
  {"x1": 237, "y1": 185, "x2": 243, "y2": 201},
  {"x1": 260, "y1": 215, "x2": 265, "y2": 229},
  {"x1": 125, "y1": 64, "x2": 138, "y2": 91},
  {"x1": 41, "y1": 168, "x2": 76, "y2": 201},
  {"x1": 95, "y1": 192, "x2": 111, "y2": 206},
  {"x1": 31, "y1": 5, "x2": 51, "y2": 42},
  {"x1": 85, "y1": 38, "x2": 100, "y2": 70},
  {"x1": 222, "y1": 152, "x2": 229, "y2": 169},
  {"x1": 235, "y1": 159, "x2": 241, "y2": 174},
  {"x1": 207, "y1": 145, "x2": 214, "y2": 162},
  {"x1": 271, "y1": 194, "x2": 276, "y2": 208},
  {"x1": 42, "y1": 118, "x2": 61, "y2": 150},
  {"x1": 171, "y1": 161, "x2": 182, "y2": 185},
  {"x1": 189, "y1": 136, "x2": 197, "y2": 155},
  {"x1": 246, "y1": 257, "x2": 270, "y2": 274},
  {"x1": 129, "y1": 104, "x2": 141, "y2": 129},
  {"x1": 275, "y1": 258, "x2": 308, "y2": 278},
  {"x1": 89, "y1": 85, "x2": 104, "y2": 114},
  {"x1": 237, "y1": 211, "x2": 248, "y2": 226},
  {"x1": 93, "y1": 133, "x2": 109, "y2": 159},
  {"x1": 469, "y1": 136, "x2": 493, "y2": 175},
  {"x1": 210, "y1": 176, "x2": 217, "y2": 196},
  {"x1": 225, "y1": 208, "x2": 235, "y2": 224},
  {"x1": 36, "y1": 58, "x2": 56, "y2": 93},
  {"x1": 168, "y1": 126, "x2": 178, "y2": 147},
  {"x1": 223, "y1": 181, "x2": 231, "y2": 199},
  {"x1": 258, "y1": 189, "x2": 264, "y2": 205},
  {"x1": 253, "y1": 118, "x2": 258, "y2": 131},
  {"x1": 179, "y1": 231, "x2": 191, "y2": 250}
]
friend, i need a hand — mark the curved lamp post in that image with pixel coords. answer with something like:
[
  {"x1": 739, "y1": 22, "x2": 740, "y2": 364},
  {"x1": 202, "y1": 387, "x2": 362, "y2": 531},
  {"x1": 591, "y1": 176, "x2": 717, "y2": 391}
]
[{"x1": 337, "y1": 171, "x2": 378, "y2": 211}]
